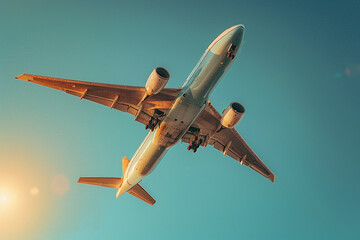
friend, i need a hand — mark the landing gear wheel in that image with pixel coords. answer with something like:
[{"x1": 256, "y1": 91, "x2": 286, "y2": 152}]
[
  {"x1": 146, "y1": 117, "x2": 159, "y2": 131},
  {"x1": 151, "y1": 119, "x2": 159, "y2": 131},
  {"x1": 189, "y1": 139, "x2": 202, "y2": 153}
]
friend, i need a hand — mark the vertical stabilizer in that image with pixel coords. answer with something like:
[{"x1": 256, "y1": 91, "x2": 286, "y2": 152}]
[{"x1": 122, "y1": 156, "x2": 130, "y2": 174}]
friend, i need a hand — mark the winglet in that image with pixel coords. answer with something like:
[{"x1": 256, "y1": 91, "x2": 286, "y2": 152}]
[
  {"x1": 269, "y1": 174, "x2": 275, "y2": 183},
  {"x1": 15, "y1": 74, "x2": 31, "y2": 81}
]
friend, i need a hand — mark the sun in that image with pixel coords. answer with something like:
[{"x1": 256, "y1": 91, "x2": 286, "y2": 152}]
[{"x1": 0, "y1": 189, "x2": 14, "y2": 211}]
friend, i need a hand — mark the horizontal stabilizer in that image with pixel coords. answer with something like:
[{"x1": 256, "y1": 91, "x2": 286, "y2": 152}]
[
  {"x1": 78, "y1": 177, "x2": 122, "y2": 188},
  {"x1": 78, "y1": 177, "x2": 156, "y2": 205},
  {"x1": 128, "y1": 184, "x2": 156, "y2": 205}
]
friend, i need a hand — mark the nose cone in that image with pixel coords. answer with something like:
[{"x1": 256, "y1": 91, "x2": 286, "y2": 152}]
[
  {"x1": 232, "y1": 24, "x2": 244, "y2": 38},
  {"x1": 208, "y1": 24, "x2": 245, "y2": 55},
  {"x1": 233, "y1": 24, "x2": 245, "y2": 31},
  {"x1": 229, "y1": 24, "x2": 244, "y2": 46}
]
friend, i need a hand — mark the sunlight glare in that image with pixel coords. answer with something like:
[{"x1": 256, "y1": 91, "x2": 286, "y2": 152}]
[
  {"x1": 30, "y1": 187, "x2": 39, "y2": 196},
  {"x1": 51, "y1": 174, "x2": 70, "y2": 196},
  {"x1": 1, "y1": 193, "x2": 9, "y2": 205}
]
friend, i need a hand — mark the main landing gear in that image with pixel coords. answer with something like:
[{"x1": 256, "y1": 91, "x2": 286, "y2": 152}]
[
  {"x1": 187, "y1": 138, "x2": 203, "y2": 153},
  {"x1": 187, "y1": 128, "x2": 202, "y2": 153},
  {"x1": 145, "y1": 109, "x2": 164, "y2": 132},
  {"x1": 145, "y1": 117, "x2": 160, "y2": 131}
]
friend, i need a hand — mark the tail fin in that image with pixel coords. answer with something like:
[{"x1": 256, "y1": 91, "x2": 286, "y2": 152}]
[
  {"x1": 78, "y1": 177, "x2": 156, "y2": 205},
  {"x1": 78, "y1": 156, "x2": 156, "y2": 205},
  {"x1": 122, "y1": 156, "x2": 130, "y2": 174}
]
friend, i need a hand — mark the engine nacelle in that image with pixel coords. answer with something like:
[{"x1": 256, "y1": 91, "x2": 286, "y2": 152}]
[
  {"x1": 145, "y1": 67, "x2": 170, "y2": 95},
  {"x1": 220, "y1": 102, "x2": 245, "y2": 128}
]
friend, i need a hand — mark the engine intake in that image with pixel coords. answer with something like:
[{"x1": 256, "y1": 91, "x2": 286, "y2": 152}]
[
  {"x1": 145, "y1": 67, "x2": 170, "y2": 95},
  {"x1": 220, "y1": 102, "x2": 245, "y2": 128}
]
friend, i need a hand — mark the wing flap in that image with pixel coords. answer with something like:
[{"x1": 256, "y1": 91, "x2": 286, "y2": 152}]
[
  {"x1": 211, "y1": 129, "x2": 275, "y2": 182},
  {"x1": 209, "y1": 131, "x2": 275, "y2": 182}
]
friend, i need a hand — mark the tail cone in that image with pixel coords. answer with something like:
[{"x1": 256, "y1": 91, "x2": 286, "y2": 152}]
[{"x1": 116, "y1": 179, "x2": 132, "y2": 198}]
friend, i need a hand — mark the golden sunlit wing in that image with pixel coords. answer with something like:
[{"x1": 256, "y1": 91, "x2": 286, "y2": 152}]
[
  {"x1": 16, "y1": 74, "x2": 182, "y2": 126},
  {"x1": 182, "y1": 102, "x2": 275, "y2": 182}
]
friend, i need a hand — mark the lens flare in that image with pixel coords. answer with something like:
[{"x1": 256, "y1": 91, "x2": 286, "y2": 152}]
[
  {"x1": 345, "y1": 63, "x2": 360, "y2": 77},
  {"x1": 51, "y1": 174, "x2": 70, "y2": 196},
  {"x1": 30, "y1": 187, "x2": 39, "y2": 196},
  {"x1": 1, "y1": 193, "x2": 9, "y2": 205}
]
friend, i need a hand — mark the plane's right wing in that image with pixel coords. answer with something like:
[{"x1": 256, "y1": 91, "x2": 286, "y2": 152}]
[
  {"x1": 182, "y1": 102, "x2": 275, "y2": 182},
  {"x1": 16, "y1": 74, "x2": 182, "y2": 126}
]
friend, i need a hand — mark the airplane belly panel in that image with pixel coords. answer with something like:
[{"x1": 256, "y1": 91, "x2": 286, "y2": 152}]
[
  {"x1": 127, "y1": 130, "x2": 168, "y2": 180},
  {"x1": 155, "y1": 95, "x2": 206, "y2": 147}
]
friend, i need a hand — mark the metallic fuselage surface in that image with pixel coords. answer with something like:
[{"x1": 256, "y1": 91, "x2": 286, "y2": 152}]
[{"x1": 118, "y1": 25, "x2": 244, "y2": 195}]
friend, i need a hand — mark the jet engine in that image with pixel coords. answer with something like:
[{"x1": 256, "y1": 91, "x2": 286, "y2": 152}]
[
  {"x1": 145, "y1": 67, "x2": 170, "y2": 95},
  {"x1": 220, "y1": 102, "x2": 245, "y2": 128}
]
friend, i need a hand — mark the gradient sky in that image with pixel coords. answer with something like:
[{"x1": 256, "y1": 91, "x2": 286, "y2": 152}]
[{"x1": 1, "y1": 0, "x2": 360, "y2": 239}]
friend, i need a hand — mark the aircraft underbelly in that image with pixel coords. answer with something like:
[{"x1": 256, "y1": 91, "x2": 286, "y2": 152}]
[
  {"x1": 127, "y1": 97, "x2": 205, "y2": 181},
  {"x1": 155, "y1": 96, "x2": 206, "y2": 146},
  {"x1": 126, "y1": 130, "x2": 168, "y2": 182}
]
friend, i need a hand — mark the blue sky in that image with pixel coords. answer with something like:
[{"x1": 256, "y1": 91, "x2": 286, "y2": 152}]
[{"x1": 1, "y1": 0, "x2": 360, "y2": 239}]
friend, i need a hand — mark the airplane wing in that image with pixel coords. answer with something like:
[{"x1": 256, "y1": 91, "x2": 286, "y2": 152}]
[
  {"x1": 182, "y1": 102, "x2": 275, "y2": 182},
  {"x1": 16, "y1": 74, "x2": 181, "y2": 126}
]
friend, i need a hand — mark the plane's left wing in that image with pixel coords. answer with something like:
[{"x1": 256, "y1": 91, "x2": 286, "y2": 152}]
[{"x1": 16, "y1": 74, "x2": 181, "y2": 126}]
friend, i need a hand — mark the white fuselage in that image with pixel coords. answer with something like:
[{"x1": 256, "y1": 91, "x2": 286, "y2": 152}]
[{"x1": 117, "y1": 25, "x2": 244, "y2": 196}]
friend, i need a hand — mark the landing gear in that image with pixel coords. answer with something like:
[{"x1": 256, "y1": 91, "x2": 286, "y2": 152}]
[
  {"x1": 145, "y1": 109, "x2": 164, "y2": 131},
  {"x1": 227, "y1": 44, "x2": 237, "y2": 59},
  {"x1": 187, "y1": 127, "x2": 202, "y2": 153},
  {"x1": 145, "y1": 117, "x2": 160, "y2": 131},
  {"x1": 187, "y1": 138, "x2": 203, "y2": 153}
]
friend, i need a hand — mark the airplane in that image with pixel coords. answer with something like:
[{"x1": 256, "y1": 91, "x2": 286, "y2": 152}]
[{"x1": 16, "y1": 24, "x2": 275, "y2": 205}]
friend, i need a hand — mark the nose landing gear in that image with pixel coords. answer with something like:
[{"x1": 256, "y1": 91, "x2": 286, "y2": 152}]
[{"x1": 227, "y1": 44, "x2": 237, "y2": 59}]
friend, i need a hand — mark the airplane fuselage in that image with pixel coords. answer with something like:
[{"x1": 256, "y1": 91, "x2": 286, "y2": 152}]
[{"x1": 117, "y1": 25, "x2": 244, "y2": 196}]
